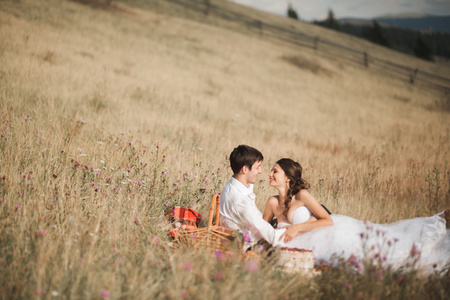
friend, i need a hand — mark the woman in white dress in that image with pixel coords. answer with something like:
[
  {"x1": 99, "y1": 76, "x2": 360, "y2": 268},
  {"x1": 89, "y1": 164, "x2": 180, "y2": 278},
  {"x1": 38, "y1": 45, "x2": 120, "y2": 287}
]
[{"x1": 263, "y1": 158, "x2": 449, "y2": 273}]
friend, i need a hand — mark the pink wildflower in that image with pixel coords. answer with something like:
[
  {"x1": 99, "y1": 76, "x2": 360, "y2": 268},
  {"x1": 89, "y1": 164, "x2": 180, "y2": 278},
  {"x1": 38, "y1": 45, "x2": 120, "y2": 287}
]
[
  {"x1": 245, "y1": 261, "x2": 259, "y2": 272},
  {"x1": 117, "y1": 257, "x2": 125, "y2": 263},
  {"x1": 214, "y1": 251, "x2": 223, "y2": 260},
  {"x1": 348, "y1": 257, "x2": 358, "y2": 265},
  {"x1": 36, "y1": 230, "x2": 47, "y2": 236},
  {"x1": 100, "y1": 290, "x2": 110, "y2": 298},
  {"x1": 243, "y1": 230, "x2": 252, "y2": 243},
  {"x1": 376, "y1": 270, "x2": 384, "y2": 281}
]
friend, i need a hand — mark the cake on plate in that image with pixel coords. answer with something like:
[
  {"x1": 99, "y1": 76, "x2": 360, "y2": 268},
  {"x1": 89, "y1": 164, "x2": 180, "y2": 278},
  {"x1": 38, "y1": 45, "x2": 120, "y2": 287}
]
[{"x1": 277, "y1": 247, "x2": 315, "y2": 273}]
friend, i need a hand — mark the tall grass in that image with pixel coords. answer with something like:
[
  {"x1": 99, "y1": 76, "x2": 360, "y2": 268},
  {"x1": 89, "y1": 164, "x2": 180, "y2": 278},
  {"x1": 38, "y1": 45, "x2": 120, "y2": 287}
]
[{"x1": 0, "y1": 0, "x2": 449, "y2": 298}]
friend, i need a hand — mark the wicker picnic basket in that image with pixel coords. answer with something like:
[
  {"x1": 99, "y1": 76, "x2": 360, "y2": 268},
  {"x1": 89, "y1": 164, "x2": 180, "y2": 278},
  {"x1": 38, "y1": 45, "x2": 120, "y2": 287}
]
[{"x1": 176, "y1": 194, "x2": 240, "y2": 252}]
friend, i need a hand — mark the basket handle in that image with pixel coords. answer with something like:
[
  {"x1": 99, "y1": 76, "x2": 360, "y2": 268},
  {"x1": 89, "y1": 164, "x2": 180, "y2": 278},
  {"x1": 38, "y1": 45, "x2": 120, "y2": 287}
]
[{"x1": 207, "y1": 194, "x2": 220, "y2": 229}]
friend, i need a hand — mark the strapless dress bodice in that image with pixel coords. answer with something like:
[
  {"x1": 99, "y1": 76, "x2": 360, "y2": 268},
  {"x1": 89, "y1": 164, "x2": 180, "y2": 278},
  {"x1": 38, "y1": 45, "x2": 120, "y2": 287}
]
[
  {"x1": 277, "y1": 206, "x2": 312, "y2": 228},
  {"x1": 292, "y1": 205, "x2": 312, "y2": 224}
]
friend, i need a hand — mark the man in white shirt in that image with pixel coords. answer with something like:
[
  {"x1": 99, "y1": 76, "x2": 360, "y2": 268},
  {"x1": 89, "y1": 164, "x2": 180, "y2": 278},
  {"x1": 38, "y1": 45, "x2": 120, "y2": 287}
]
[{"x1": 219, "y1": 145, "x2": 284, "y2": 249}]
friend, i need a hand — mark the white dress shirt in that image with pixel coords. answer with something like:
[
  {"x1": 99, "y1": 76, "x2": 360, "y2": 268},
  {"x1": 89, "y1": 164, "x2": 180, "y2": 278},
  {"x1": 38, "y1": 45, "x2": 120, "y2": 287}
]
[{"x1": 219, "y1": 177, "x2": 285, "y2": 246}]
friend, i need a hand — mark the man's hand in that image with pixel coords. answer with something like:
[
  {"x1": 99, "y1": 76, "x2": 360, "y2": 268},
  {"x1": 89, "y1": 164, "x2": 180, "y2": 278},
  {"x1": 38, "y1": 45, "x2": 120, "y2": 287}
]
[{"x1": 279, "y1": 224, "x2": 300, "y2": 242}]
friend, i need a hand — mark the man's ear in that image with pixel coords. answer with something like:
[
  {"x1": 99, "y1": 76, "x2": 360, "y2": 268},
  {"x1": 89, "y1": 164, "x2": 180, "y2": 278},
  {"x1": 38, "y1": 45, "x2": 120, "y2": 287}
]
[{"x1": 241, "y1": 165, "x2": 249, "y2": 174}]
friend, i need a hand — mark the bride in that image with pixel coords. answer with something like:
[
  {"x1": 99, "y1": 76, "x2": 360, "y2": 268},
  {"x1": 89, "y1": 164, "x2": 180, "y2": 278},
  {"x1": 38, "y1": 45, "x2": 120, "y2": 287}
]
[{"x1": 264, "y1": 158, "x2": 450, "y2": 272}]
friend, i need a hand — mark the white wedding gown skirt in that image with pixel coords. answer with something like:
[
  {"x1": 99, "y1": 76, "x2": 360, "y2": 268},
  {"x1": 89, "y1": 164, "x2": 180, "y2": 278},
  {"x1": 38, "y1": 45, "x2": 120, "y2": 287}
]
[{"x1": 278, "y1": 212, "x2": 449, "y2": 272}]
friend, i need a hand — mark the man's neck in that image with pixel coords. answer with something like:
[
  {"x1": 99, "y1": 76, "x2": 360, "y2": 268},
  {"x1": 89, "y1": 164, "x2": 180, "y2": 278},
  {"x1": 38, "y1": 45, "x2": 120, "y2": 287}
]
[{"x1": 233, "y1": 174, "x2": 249, "y2": 188}]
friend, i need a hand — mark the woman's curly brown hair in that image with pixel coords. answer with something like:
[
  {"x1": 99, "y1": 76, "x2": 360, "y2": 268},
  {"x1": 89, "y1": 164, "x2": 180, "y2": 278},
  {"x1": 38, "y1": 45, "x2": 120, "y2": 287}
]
[{"x1": 276, "y1": 158, "x2": 310, "y2": 216}]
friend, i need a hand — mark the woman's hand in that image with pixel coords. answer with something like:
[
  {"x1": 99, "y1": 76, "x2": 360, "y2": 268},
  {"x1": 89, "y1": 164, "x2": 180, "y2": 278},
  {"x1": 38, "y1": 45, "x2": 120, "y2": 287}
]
[{"x1": 279, "y1": 224, "x2": 302, "y2": 242}]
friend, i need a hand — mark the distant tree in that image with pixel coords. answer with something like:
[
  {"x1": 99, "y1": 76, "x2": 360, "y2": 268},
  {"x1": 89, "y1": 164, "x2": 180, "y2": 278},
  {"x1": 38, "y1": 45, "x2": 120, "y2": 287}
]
[
  {"x1": 414, "y1": 35, "x2": 433, "y2": 61},
  {"x1": 324, "y1": 8, "x2": 340, "y2": 31},
  {"x1": 337, "y1": 20, "x2": 450, "y2": 59},
  {"x1": 368, "y1": 20, "x2": 390, "y2": 47},
  {"x1": 287, "y1": 3, "x2": 299, "y2": 20}
]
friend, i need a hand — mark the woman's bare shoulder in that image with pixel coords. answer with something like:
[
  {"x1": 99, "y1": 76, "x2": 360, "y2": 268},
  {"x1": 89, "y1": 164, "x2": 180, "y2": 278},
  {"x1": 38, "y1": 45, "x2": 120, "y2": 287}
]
[
  {"x1": 266, "y1": 195, "x2": 279, "y2": 205},
  {"x1": 296, "y1": 189, "x2": 315, "y2": 201},
  {"x1": 264, "y1": 196, "x2": 279, "y2": 215}
]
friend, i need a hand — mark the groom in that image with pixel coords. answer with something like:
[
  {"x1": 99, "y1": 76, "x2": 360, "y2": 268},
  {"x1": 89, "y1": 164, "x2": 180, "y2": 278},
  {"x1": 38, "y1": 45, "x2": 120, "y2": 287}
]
[{"x1": 219, "y1": 145, "x2": 284, "y2": 250}]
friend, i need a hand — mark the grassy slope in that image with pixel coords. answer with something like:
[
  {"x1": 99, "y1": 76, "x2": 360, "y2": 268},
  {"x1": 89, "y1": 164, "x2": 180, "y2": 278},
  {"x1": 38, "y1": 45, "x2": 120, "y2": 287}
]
[
  {"x1": 1, "y1": 0, "x2": 449, "y2": 218},
  {"x1": 0, "y1": 0, "x2": 449, "y2": 299}
]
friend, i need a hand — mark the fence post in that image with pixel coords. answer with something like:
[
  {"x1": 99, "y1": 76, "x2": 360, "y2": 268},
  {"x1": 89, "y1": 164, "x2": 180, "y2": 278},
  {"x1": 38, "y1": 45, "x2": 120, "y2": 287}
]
[
  {"x1": 364, "y1": 52, "x2": 369, "y2": 67},
  {"x1": 204, "y1": 0, "x2": 210, "y2": 16},
  {"x1": 314, "y1": 37, "x2": 319, "y2": 52},
  {"x1": 256, "y1": 20, "x2": 263, "y2": 36},
  {"x1": 410, "y1": 68, "x2": 419, "y2": 84}
]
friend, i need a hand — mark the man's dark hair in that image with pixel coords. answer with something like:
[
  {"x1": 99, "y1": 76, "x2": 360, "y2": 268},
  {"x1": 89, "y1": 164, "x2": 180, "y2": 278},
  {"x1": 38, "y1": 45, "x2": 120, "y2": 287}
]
[{"x1": 229, "y1": 145, "x2": 263, "y2": 175}]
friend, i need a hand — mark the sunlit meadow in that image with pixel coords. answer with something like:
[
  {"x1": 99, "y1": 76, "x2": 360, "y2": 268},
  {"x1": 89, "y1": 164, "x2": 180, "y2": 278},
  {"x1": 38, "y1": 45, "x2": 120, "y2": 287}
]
[{"x1": 0, "y1": 0, "x2": 449, "y2": 299}]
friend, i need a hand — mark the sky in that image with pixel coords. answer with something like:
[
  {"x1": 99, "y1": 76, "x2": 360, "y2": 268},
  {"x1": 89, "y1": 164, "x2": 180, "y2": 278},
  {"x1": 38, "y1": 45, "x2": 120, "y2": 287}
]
[{"x1": 230, "y1": 0, "x2": 450, "y2": 21}]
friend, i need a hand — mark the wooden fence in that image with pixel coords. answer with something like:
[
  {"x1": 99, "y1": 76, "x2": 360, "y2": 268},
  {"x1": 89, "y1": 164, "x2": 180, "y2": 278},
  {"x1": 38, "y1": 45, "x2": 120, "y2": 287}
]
[{"x1": 167, "y1": 0, "x2": 450, "y2": 93}]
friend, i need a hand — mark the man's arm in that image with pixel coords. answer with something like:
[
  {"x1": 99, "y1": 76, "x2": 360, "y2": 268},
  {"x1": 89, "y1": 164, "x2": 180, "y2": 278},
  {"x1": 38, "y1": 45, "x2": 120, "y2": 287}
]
[{"x1": 235, "y1": 201, "x2": 276, "y2": 244}]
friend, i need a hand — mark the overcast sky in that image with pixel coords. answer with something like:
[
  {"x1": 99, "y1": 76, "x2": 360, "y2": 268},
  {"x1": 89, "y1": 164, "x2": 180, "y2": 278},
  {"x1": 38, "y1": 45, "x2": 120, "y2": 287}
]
[{"x1": 230, "y1": 0, "x2": 450, "y2": 21}]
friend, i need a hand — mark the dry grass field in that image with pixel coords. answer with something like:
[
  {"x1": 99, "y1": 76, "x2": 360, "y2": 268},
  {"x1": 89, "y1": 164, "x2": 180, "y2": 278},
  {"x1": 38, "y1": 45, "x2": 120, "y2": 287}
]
[{"x1": 0, "y1": 0, "x2": 449, "y2": 299}]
